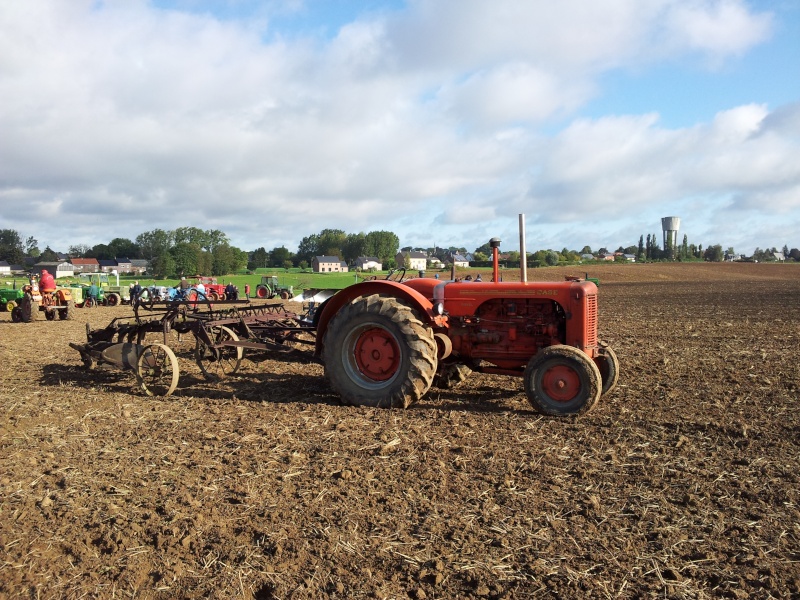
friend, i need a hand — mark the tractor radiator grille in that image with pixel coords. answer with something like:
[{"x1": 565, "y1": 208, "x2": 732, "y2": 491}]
[{"x1": 586, "y1": 293, "x2": 598, "y2": 347}]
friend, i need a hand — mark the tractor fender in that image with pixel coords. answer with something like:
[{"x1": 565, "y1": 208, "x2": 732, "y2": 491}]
[{"x1": 313, "y1": 280, "x2": 436, "y2": 356}]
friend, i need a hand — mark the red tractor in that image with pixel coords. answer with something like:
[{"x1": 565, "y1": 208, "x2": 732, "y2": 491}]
[
  {"x1": 11, "y1": 283, "x2": 75, "y2": 323},
  {"x1": 312, "y1": 238, "x2": 617, "y2": 416},
  {"x1": 192, "y1": 276, "x2": 227, "y2": 301}
]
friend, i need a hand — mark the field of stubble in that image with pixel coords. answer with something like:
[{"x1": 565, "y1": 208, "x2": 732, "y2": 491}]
[{"x1": 1, "y1": 261, "x2": 799, "y2": 599}]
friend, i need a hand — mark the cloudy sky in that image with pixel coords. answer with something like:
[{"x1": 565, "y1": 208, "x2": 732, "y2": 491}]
[{"x1": 1, "y1": 0, "x2": 798, "y2": 257}]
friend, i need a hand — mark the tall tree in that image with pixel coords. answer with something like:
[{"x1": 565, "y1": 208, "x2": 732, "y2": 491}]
[
  {"x1": 68, "y1": 244, "x2": 91, "y2": 257},
  {"x1": 270, "y1": 246, "x2": 291, "y2": 268},
  {"x1": 173, "y1": 227, "x2": 208, "y2": 248},
  {"x1": 136, "y1": 229, "x2": 174, "y2": 262},
  {"x1": 40, "y1": 246, "x2": 59, "y2": 262},
  {"x1": 205, "y1": 229, "x2": 229, "y2": 253},
  {"x1": 249, "y1": 247, "x2": 269, "y2": 271},
  {"x1": 0, "y1": 229, "x2": 27, "y2": 264},
  {"x1": 364, "y1": 231, "x2": 399, "y2": 264},
  {"x1": 318, "y1": 229, "x2": 347, "y2": 257},
  {"x1": 107, "y1": 237, "x2": 139, "y2": 259},
  {"x1": 343, "y1": 232, "x2": 366, "y2": 263},
  {"x1": 170, "y1": 242, "x2": 201, "y2": 277},
  {"x1": 296, "y1": 234, "x2": 320, "y2": 264},
  {"x1": 210, "y1": 243, "x2": 243, "y2": 276}
]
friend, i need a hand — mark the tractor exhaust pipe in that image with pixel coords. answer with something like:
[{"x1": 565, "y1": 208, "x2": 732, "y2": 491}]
[
  {"x1": 519, "y1": 213, "x2": 527, "y2": 282},
  {"x1": 490, "y1": 237, "x2": 501, "y2": 283}
]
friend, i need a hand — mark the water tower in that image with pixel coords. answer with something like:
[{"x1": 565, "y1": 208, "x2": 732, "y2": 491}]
[{"x1": 662, "y1": 216, "x2": 680, "y2": 250}]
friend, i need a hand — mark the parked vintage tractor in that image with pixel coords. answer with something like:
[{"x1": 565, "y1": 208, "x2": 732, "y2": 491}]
[
  {"x1": 0, "y1": 287, "x2": 24, "y2": 313},
  {"x1": 11, "y1": 284, "x2": 75, "y2": 322},
  {"x1": 255, "y1": 275, "x2": 294, "y2": 300},
  {"x1": 192, "y1": 276, "x2": 227, "y2": 300},
  {"x1": 311, "y1": 238, "x2": 618, "y2": 416},
  {"x1": 77, "y1": 272, "x2": 131, "y2": 306}
]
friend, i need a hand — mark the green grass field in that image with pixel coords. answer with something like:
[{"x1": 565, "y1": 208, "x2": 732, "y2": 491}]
[{"x1": 118, "y1": 269, "x2": 391, "y2": 293}]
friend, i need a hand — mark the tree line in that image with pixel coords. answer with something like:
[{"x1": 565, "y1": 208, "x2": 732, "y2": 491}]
[{"x1": 1, "y1": 226, "x2": 797, "y2": 279}]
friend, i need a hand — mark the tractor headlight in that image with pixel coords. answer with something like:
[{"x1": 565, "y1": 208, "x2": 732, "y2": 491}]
[{"x1": 433, "y1": 301, "x2": 445, "y2": 316}]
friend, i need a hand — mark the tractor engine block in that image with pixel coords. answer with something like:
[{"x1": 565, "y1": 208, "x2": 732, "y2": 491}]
[{"x1": 447, "y1": 298, "x2": 566, "y2": 368}]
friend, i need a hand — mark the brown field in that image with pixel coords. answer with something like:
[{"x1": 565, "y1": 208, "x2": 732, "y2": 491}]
[{"x1": 1, "y1": 262, "x2": 799, "y2": 599}]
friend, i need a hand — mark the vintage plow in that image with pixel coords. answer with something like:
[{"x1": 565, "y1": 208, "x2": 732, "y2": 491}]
[{"x1": 69, "y1": 296, "x2": 320, "y2": 396}]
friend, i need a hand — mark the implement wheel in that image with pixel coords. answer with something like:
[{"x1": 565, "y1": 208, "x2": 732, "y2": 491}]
[
  {"x1": 195, "y1": 325, "x2": 243, "y2": 380},
  {"x1": 136, "y1": 343, "x2": 179, "y2": 397},
  {"x1": 322, "y1": 294, "x2": 437, "y2": 408},
  {"x1": 524, "y1": 345, "x2": 602, "y2": 416}
]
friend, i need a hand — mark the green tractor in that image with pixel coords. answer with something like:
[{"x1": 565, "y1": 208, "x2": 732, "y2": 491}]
[
  {"x1": 255, "y1": 275, "x2": 294, "y2": 300},
  {"x1": 77, "y1": 272, "x2": 131, "y2": 306},
  {"x1": 0, "y1": 286, "x2": 24, "y2": 313}
]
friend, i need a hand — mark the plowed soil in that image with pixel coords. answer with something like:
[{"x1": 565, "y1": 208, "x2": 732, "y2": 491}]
[{"x1": 1, "y1": 262, "x2": 799, "y2": 599}]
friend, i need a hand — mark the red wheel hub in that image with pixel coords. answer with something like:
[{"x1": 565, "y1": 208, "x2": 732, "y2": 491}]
[
  {"x1": 354, "y1": 327, "x2": 400, "y2": 381},
  {"x1": 541, "y1": 364, "x2": 581, "y2": 402}
]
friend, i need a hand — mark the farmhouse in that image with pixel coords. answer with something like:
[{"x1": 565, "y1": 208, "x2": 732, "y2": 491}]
[
  {"x1": 313, "y1": 256, "x2": 348, "y2": 273},
  {"x1": 0, "y1": 260, "x2": 10, "y2": 276},
  {"x1": 115, "y1": 257, "x2": 133, "y2": 273},
  {"x1": 450, "y1": 253, "x2": 470, "y2": 268},
  {"x1": 97, "y1": 259, "x2": 114, "y2": 273},
  {"x1": 130, "y1": 259, "x2": 149, "y2": 275},
  {"x1": 355, "y1": 256, "x2": 382, "y2": 271},
  {"x1": 70, "y1": 258, "x2": 99, "y2": 273},
  {"x1": 395, "y1": 251, "x2": 427, "y2": 271}
]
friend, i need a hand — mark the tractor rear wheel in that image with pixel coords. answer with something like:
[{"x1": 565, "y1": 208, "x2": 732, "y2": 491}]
[
  {"x1": 21, "y1": 296, "x2": 39, "y2": 322},
  {"x1": 256, "y1": 286, "x2": 268, "y2": 299},
  {"x1": 322, "y1": 294, "x2": 437, "y2": 408},
  {"x1": 524, "y1": 345, "x2": 602, "y2": 416},
  {"x1": 595, "y1": 341, "x2": 619, "y2": 396},
  {"x1": 136, "y1": 343, "x2": 179, "y2": 396},
  {"x1": 195, "y1": 325, "x2": 243, "y2": 380},
  {"x1": 106, "y1": 293, "x2": 121, "y2": 306}
]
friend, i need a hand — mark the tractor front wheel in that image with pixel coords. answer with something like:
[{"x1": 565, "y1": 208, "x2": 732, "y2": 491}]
[
  {"x1": 322, "y1": 294, "x2": 437, "y2": 408},
  {"x1": 524, "y1": 345, "x2": 602, "y2": 416},
  {"x1": 11, "y1": 306, "x2": 23, "y2": 322},
  {"x1": 58, "y1": 300, "x2": 75, "y2": 321},
  {"x1": 595, "y1": 341, "x2": 619, "y2": 396}
]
